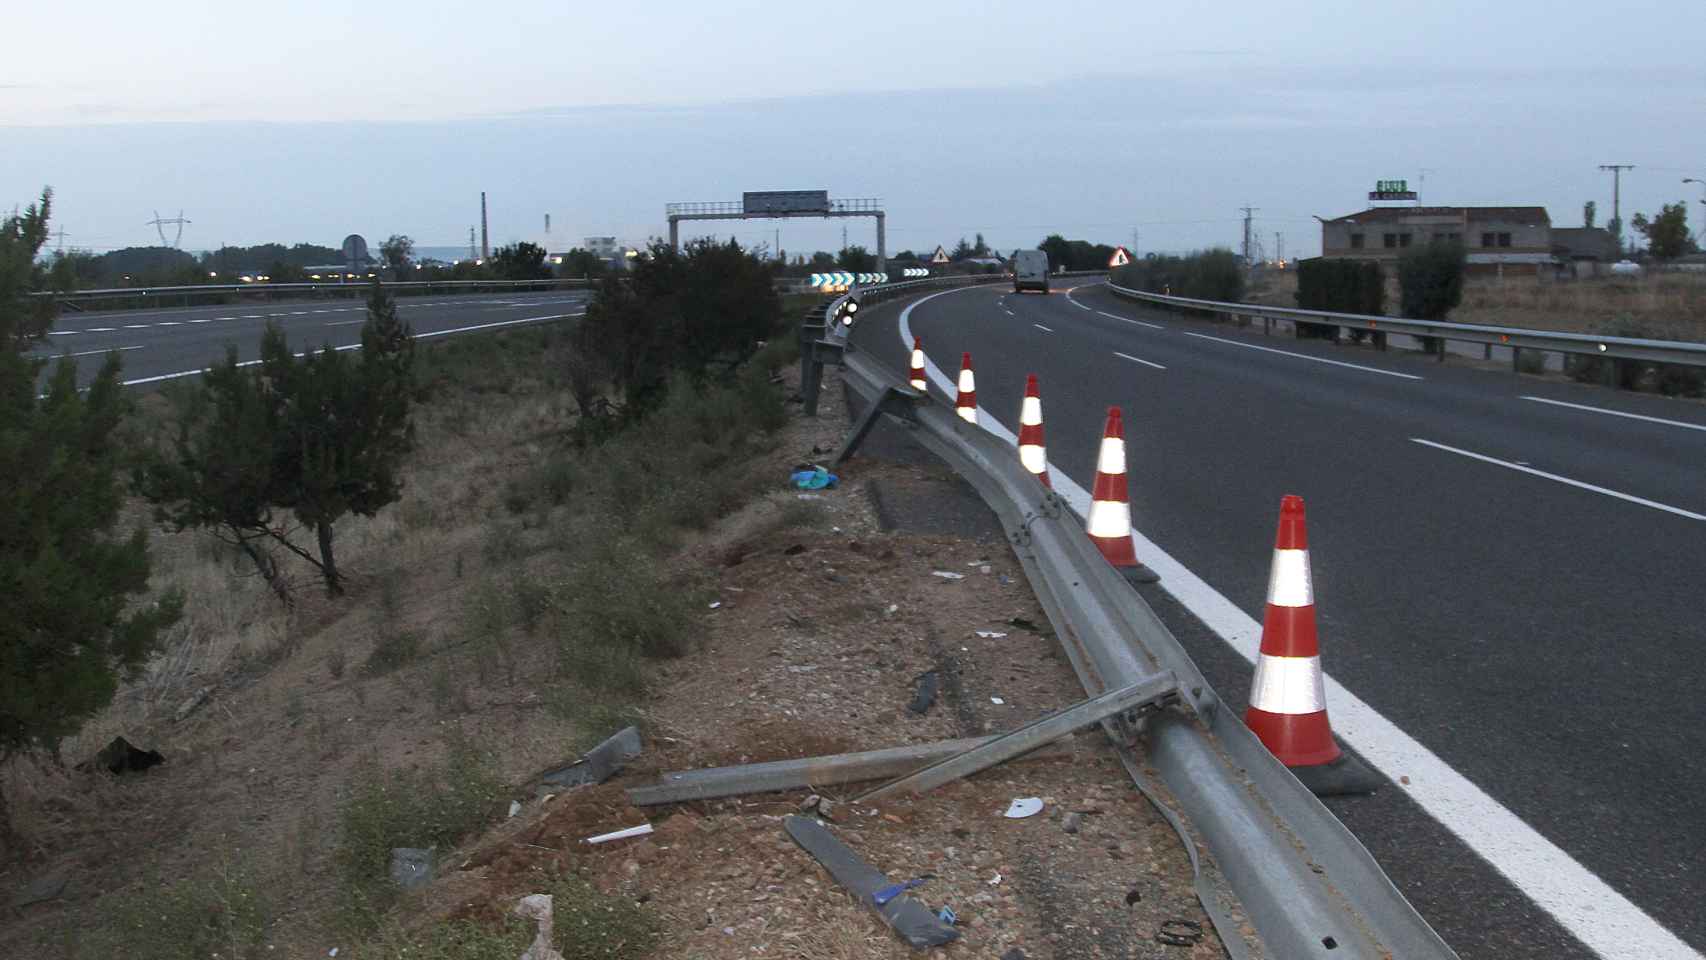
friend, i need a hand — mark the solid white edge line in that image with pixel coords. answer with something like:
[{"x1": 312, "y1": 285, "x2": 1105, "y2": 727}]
[
  {"x1": 1033, "y1": 323, "x2": 1054, "y2": 333},
  {"x1": 1520, "y1": 395, "x2": 1706, "y2": 434},
  {"x1": 1182, "y1": 330, "x2": 1425, "y2": 380},
  {"x1": 896, "y1": 290, "x2": 1701, "y2": 959},
  {"x1": 120, "y1": 313, "x2": 581, "y2": 387},
  {"x1": 1097, "y1": 309, "x2": 1166, "y2": 330},
  {"x1": 1114, "y1": 351, "x2": 1166, "y2": 371},
  {"x1": 1411, "y1": 438, "x2": 1706, "y2": 522}
]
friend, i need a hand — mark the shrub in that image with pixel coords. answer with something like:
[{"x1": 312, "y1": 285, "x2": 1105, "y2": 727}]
[
  {"x1": 1296, "y1": 258, "x2": 1384, "y2": 340},
  {"x1": 1110, "y1": 249, "x2": 1244, "y2": 303},
  {"x1": 1397, "y1": 240, "x2": 1466, "y2": 353},
  {"x1": 334, "y1": 739, "x2": 507, "y2": 932},
  {"x1": 75, "y1": 853, "x2": 271, "y2": 960},
  {"x1": 362, "y1": 629, "x2": 423, "y2": 677}
]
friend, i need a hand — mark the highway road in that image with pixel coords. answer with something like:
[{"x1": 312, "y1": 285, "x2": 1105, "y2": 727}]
[
  {"x1": 850, "y1": 281, "x2": 1706, "y2": 960},
  {"x1": 29, "y1": 290, "x2": 589, "y2": 389}
]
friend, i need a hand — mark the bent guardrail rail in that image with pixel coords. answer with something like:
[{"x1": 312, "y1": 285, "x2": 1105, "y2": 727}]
[
  {"x1": 817, "y1": 277, "x2": 1459, "y2": 959},
  {"x1": 1105, "y1": 280, "x2": 1706, "y2": 372}
]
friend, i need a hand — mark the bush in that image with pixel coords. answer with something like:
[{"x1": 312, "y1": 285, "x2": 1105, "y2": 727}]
[
  {"x1": 76, "y1": 853, "x2": 271, "y2": 960},
  {"x1": 578, "y1": 239, "x2": 781, "y2": 413},
  {"x1": 334, "y1": 739, "x2": 507, "y2": 932},
  {"x1": 1110, "y1": 249, "x2": 1244, "y2": 303},
  {"x1": 1397, "y1": 240, "x2": 1466, "y2": 353},
  {"x1": 1296, "y1": 258, "x2": 1384, "y2": 340},
  {"x1": 362, "y1": 629, "x2": 422, "y2": 677}
]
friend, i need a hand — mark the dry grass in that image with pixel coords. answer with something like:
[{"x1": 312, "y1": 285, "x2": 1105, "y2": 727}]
[
  {"x1": 1249, "y1": 269, "x2": 1706, "y2": 340},
  {"x1": 0, "y1": 320, "x2": 788, "y2": 958}
]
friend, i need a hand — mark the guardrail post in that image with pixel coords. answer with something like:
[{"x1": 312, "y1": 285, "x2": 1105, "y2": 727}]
[{"x1": 1511, "y1": 347, "x2": 1522, "y2": 373}]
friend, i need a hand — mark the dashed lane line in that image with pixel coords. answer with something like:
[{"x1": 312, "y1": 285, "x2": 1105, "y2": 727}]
[
  {"x1": 1098, "y1": 309, "x2": 1166, "y2": 330},
  {"x1": 1520, "y1": 395, "x2": 1706, "y2": 434},
  {"x1": 1113, "y1": 350, "x2": 1166, "y2": 370}
]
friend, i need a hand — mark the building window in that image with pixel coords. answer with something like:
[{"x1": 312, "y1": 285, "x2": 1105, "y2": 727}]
[
  {"x1": 1497, "y1": 232, "x2": 1512, "y2": 247},
  {"x1": 1399, "y1": 233, "x2": 1413, "y2": 248},
  {"x1": 1481, "y1": 232, "x2": 1496, "y2": 247},
  {"x1": 1349, "y1": 233, "x2": 1365, "y2": 249},
  {"x1": 1383, "y1": 233, "x2": 1398, "y2": 249}
]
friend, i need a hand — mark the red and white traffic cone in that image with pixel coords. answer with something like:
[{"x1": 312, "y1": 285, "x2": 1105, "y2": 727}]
[
  {"x1": 955, "y1": 352, "x2": 978, "y2": 425},
  {"x1": 1017, "y1": 374, "x2": 1050, "y2": 488},
  {"x1": 1085, "y1": 406, "x2": 1158, "y2": 583},
  {"x1": 909, "y1": 337, "x2": 927, "y2": 392},
  {"x1": 1244, "y1": 495, "x2": 1377, "y2": 795}
]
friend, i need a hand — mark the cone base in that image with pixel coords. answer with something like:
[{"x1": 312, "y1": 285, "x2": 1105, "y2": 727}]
[
  {"x1": 1119, "y1": 563, "x2": 1160, "y2": 585},
  {"x1": 1245, "y1": 706, "x2": 1342, "y2": 767},
  {"x1": 1290, "y1": 751, "x2": 1382, "y2": 798},
  {"x1": 1089, "y1": 533, "x2": 1140, "y2": 568}
]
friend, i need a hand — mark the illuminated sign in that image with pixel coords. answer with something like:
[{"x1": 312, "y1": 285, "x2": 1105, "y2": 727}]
[
  {"x1": 1369, "y1": 179, "x2": 1418, "y2": 201},
  {"x1": 1109, "y1": 246, "x2": 1132, "y2": 268}
]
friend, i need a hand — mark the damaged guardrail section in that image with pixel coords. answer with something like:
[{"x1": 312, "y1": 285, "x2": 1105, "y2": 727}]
[{"x1": 823, "y1": 278, "x2": 1459, "y2": 959}]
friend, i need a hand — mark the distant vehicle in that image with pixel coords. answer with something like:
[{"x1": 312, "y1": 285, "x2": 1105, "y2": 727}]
[
  {"x1": 1609, "y1": 260, "x2": 1643, "y2": 277},
  {"x1": 1012, "y1": 249, "x2": 1050, "y2": 293}
]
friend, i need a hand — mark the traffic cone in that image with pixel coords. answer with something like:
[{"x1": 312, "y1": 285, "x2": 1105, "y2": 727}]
[
  {"x1": 1244, "y1": 496, "x2": 1377, "y2": 796},
  {"x1": 909, "y1": 337, "x2": 927, "y2": 392},
  {"x1": 1017, "y1": 374, "x2": 1050, "y2": 488},
  {"x1": 1085, "y1": 407, "x2": 1158, "y2": 583},
  {"x1": 955, "y1": 353, "x2": 977, "y2": 424}
]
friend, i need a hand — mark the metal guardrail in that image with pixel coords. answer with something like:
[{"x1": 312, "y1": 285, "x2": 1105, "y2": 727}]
[
  {"x1": 32, "y1": 278, "x2": 592, "y2": 310},
  {"x1": 812, "y1": 276, "x2": 1457, "y2": 959},
  {"x1": 1106, "y1": 280, "x2": 1706, "y2": 371}
]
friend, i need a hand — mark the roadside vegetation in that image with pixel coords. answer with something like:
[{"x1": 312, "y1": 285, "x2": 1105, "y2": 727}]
[
  {"x1": 2, "y1": 193, "x2": 793, "y2": 959},
  {"x1": 1110, "y1": 248, "x2": 1245, "y2": 302}
]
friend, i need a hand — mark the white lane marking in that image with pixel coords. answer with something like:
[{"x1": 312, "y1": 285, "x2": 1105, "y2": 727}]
[
  {"x1": 215, "y1": 316, "x2": 236, "y2": 321},
  {"x1": 1033, "y1": 323, "x2": 1054, "y2": 333},
  {"x1": 1114, "y1": 351, "x2": 1166, "y2": 370},
  {"x1": 86, "y1": 327, "x2": 116, "y2": 332},
  {"x1": 1412, "y1": 438, "x2": 1706, "y2": 522},
  {"x1": 65, "y1": 345, "x2": 144, "y2": 358},
  {"x1": 1182, "y1": 331, "x2": 1424, "y2": 381},
  {"x1": 895, "y1": 292, "x2": 1702, "y2": 959},
  {"x1": 1071, "y1": 300, "x2": 1092, "y2": 311},
  {"x1": 1098, "y1": 309, "x2": 1165, "y2": 330},
  {"x1": 157, "y1": 321, "x2": 180, "y2": 326},
  {"x1": 48, "y1": 330, "x2": 79, "y2": 336},
  {"x1": 1004, "y1": 308, "x2": 1015, "y2": 316},
  {"x1": 288, "y1": 311, "x2": 308, "y2": 315},
  {"x1": 239, "y1": 314, "x2": 263, "y2": 319},
  {"x1": 123, "y1": 324, "x2": 150, "y2": 329},
  {"x1": 120, "y1": 312, "x2": 583, "y2": 387},
  {"x1": 1521, "y1": 395, "x2": 1706, "y2": 434},
  {"x1": 188, "y1": 318, "x2": 213, "y2": 324},
  {"x1": 326, "y1": 319, "x2": 367, "y2": 326}
]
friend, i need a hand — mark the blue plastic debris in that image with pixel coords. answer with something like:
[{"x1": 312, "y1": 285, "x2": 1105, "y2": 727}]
[
  {"x1": 872, "y1": 878, "x2": 925, "y2": 906},
  {"x1": 790, "y1": 467, "x2": 839, "y2": 490},
  {"x1": 937, "y1": 904, "x2": 958, "y2": 925}
]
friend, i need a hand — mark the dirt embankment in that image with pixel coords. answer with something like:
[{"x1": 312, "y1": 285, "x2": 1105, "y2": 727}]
[{"x1": 2, "y1": 321, "x2": 1226, "y2": 959}]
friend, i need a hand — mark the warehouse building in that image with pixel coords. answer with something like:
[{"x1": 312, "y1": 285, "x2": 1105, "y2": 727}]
[{"x1": 1319, "y1": 205, "x2": 1553, "y2": 274}]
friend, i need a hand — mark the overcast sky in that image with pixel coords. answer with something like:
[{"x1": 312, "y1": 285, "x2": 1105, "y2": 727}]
[{"x1": 5, "y1": 0, "x2": 1704, "y2": 259}]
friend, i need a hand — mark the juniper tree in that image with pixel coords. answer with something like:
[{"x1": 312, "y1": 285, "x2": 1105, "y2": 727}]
[{"x1": 1, "y1": 189, "x2": 182, "y2": 853}]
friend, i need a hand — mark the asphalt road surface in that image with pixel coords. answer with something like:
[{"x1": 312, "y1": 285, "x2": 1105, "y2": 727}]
[
  {"x1": 31, "y1": 290, "x2": 588, "y2": 389},
  {"x1": 848, "y1": 280, "x2": 1706, "y2": 960}
]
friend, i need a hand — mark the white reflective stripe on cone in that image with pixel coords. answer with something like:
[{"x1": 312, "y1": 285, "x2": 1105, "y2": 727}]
[
  {"x1": 1019, "y1": 444, "x2": 1047, "y2": 473},
  {"x1": 1086, "y1": 499, "x2": 1131, "y2": 538},
  {"x1": 1248, "y1": 653, "x2": 1327, "y2": 714},
  {"x1": 1096, "y1": 437, "x2": 1126, "y2": 475},
  {"x1": 911, "y1": 378, "x2": 927, "y2": 390},
  {"x1": 1266, "y1": 549, "x2": 1314, "y2": 608},
  {"x1": 957, "y1": 406, "x2": 977, "y2": 424},
  {"x1": 911, "y1": 348, "x2": 925, "y2": 368},
  {"x1": 1020, "y1": 396, "x2": 1042, "y2": 426},
  {"x1": 958, "y1": 369, "x2": 976, "y2": 393}
]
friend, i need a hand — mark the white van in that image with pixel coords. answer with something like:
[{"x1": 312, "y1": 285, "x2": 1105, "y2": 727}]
[{"x1": 1012, "y1": 249, "x2": 1050, "y2": 293}]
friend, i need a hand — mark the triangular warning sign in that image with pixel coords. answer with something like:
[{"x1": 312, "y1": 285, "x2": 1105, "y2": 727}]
[
  {"x1": 1109, "y1": 246, "x2": 1132, "y2": 268},
  {"x1": 930, "y1": 245, "x2": 951, "y2": 264}
]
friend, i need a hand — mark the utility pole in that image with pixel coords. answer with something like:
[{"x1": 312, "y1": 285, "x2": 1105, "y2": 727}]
[
  {"x1": 1275, "y1": 231, "x2": 1284, "y2": 265},
  {"x1": 1599, "y1": 164, "x2": 1634, "y2": 251},
  {"x1": 468, "y1": 227, "x2": 476, "y2": 261},
  {"x1": 1132, "y1": 228, "x2": 1140, "y2": 259},
  {"x1": 544, "y1": 213, "x2": 551, "y2": 236},
  {"x1": 841, "y1": 223, "x2": 848, "y2": 251},
  {"x1": 1240, "y1": 206, "x2": 1258, "y2": 267}
]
